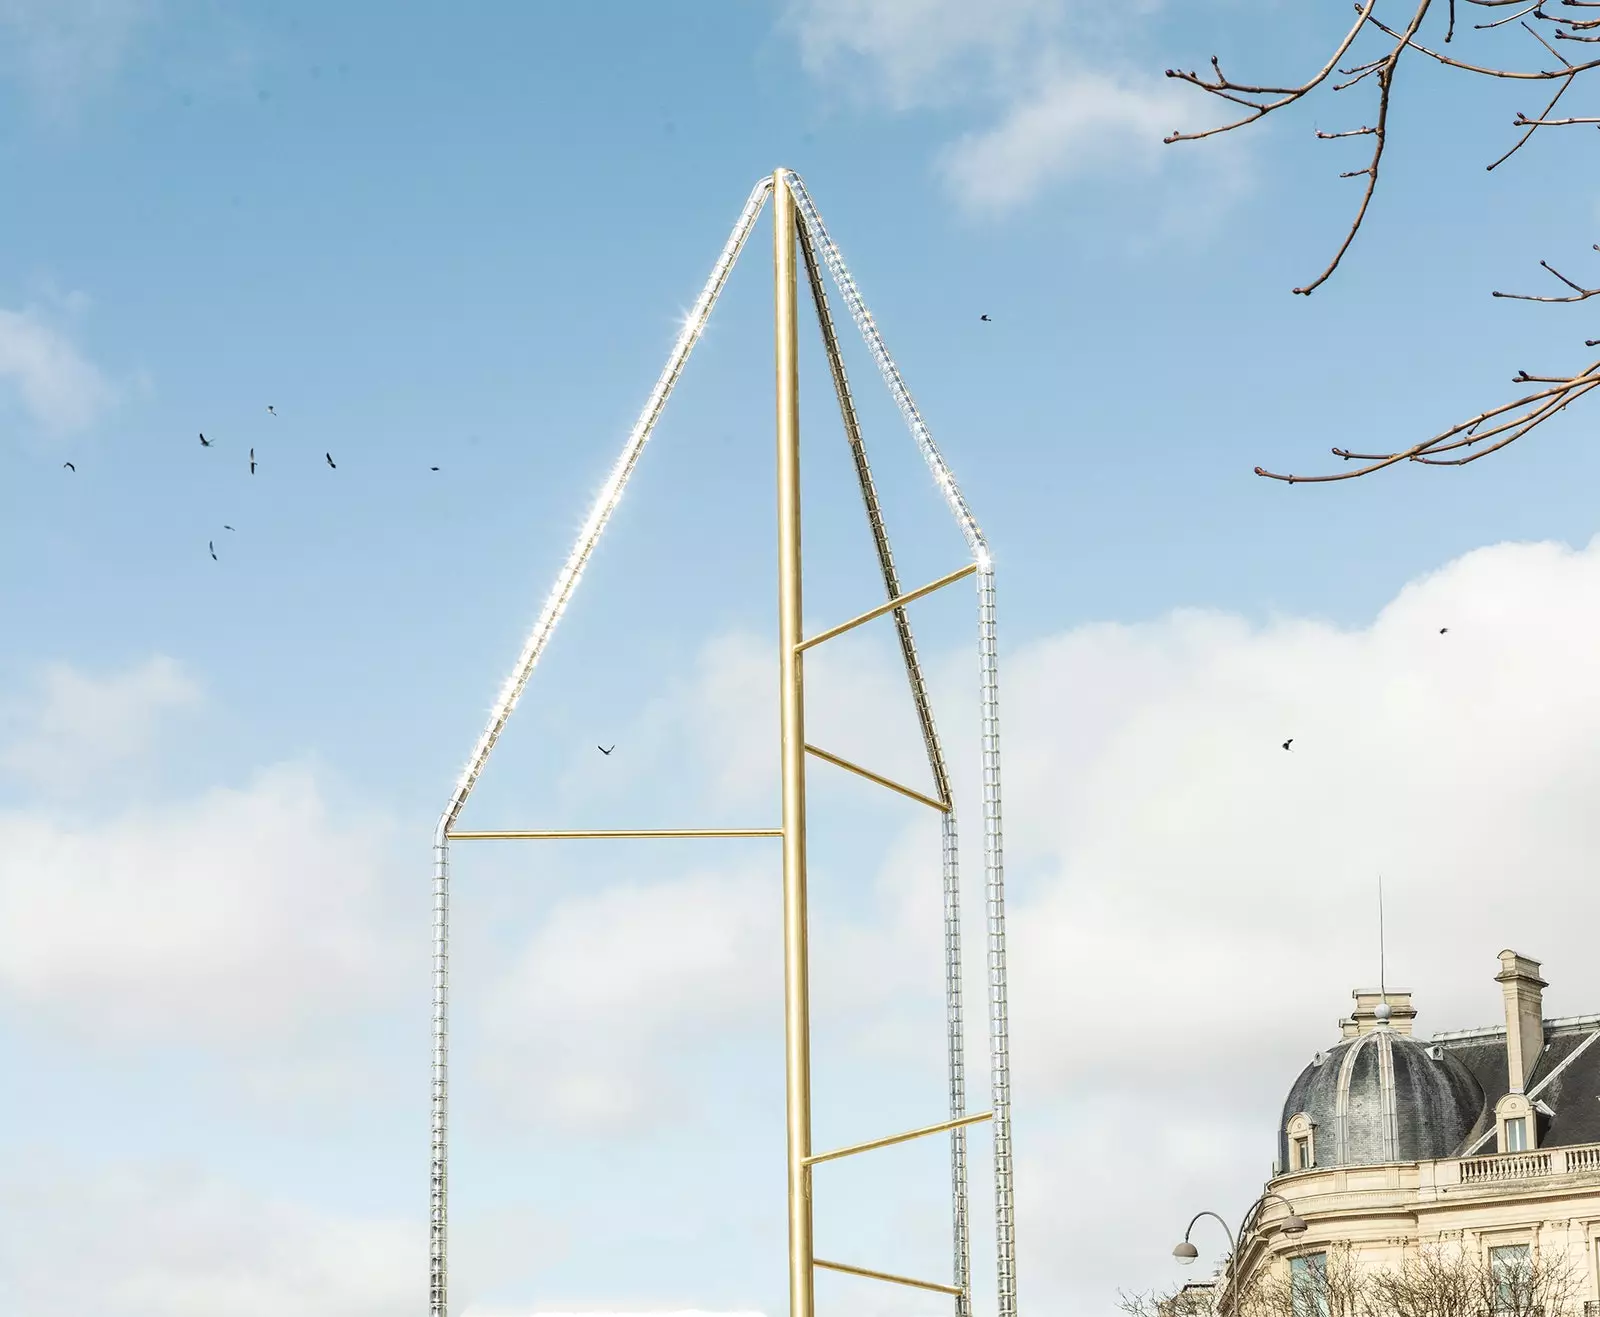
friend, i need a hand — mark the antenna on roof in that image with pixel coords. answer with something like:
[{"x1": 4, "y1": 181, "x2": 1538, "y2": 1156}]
[{"x1": 1376, "y1": 874, "x2": 1391, "y2": 1025}]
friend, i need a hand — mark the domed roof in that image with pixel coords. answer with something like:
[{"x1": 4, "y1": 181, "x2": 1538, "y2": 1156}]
[{"x1": 1279, "y1": 1026, "x2": 1487, "y2": 1170}]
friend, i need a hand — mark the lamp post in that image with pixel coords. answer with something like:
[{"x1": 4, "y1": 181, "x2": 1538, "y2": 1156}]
[{"x1": 1173, "y1": 1192, "x2": 1308, "y2": 1317}]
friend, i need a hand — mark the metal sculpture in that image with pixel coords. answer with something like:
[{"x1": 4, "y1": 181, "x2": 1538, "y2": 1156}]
[{"x1": 429, "y1": 169, "x2": 1017, "y2": 1317}]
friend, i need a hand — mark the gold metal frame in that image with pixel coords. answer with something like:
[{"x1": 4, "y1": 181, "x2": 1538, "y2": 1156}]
[{"x1": 429, "y1": 168, "x2": 1018, "y2": 1317}]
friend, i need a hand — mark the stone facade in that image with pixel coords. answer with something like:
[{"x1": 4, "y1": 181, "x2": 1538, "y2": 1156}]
[{"x1": 1230, "y1": 951, "x2": 1600, "y2": 1313}]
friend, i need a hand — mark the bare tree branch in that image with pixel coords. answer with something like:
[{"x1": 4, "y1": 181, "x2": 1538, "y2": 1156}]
[
  {"x1": 1164, "y1": 1, "x2": 1600, "y2": 481},
  {"x1": 1163, "y1": 4, "x2": 1379, "y2": 145},
  {"x1": 1492, "y1": 251, "x2": 1600, "y2": 301},
  {"x1": 1254, "y1": 362, "x2": 1600, "y2": 482},
  {"x1": 1128, "y1": 1232, "x2": 1581, "y2": 1317}
]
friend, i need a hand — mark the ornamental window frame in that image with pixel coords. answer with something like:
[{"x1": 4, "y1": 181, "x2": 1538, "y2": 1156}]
[
  {"x1": 1286, "y1": 1112, "x2": 1317, "y2": 1172},
  {"x1": 1495, "y1": 1093, "x2": 1536, "y2": 1154}
]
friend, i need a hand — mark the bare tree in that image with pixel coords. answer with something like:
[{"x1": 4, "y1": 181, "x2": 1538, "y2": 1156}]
[
  {"x1": 1121, "y1": 1241, "x2": 1579, "y2": 1317},
  {"x1": 1370, "y1": 1242, "x2": 1581, "y2": 1317},
  {"x1": 1120, "y1": 1245, "x2": 1369, "y2": 1317},
  {"x1": 1164, "y1": 2, "x2": 1600, "y2": 483},
  {"x1": 1120, "y1": 1280, "x2": 1221, "y2": 1317},
  {"x1": 1242, "y1": 1243, "x2": 1373, "y2": 1317},
  {"x1": 1368, "y1": 1246, "x2": 1486, "y2": 1317}
]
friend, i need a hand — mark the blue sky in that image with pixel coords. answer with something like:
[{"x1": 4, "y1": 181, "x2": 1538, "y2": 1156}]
[{"x1": 5, "y1": 3, "x2": 1600, "y2": 1315}]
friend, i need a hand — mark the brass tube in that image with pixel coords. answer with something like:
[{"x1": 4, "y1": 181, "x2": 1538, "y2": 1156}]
[
  {"x1": 814, "y1": 1258, "x2": 964, "y2": 1297},
  {"x1": 797, "y1": 213, "x2": 973, "y2": 1314},
  {"x1": 804, "y1": 743, "x2": 950, "y2": 814},
  {"x1": 805, "y1": 1111, "x2": 992, "y2": 1167},
  {"x1": 445, "y1": 828, "x2": 781, "y2": 841},
  {"x1": 796, "y1": 563, "x2": 977, "y2": 652},
  {"x1": 774, "y1": 169, "x2": 816, "y2": 1317}
]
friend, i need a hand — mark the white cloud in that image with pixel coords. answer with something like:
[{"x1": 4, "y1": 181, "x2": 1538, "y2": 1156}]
[
  {"x1": 939, "y1": 67, "x2": 1191, "y2": 213},
  {"x1": 0, "y1": 304, "x2": 115, "y2": 432},
  {"x1": 472, "y1": 628, "x2": 953, "y2": 1135},
  {"x1": 482, "y1": 866, "x2": 782, "y2": 1131},
  {"x1": 638, "y1": 628, "x2": 935, "y2": 813},
  {"x1": 0, "y1": 655, "x2": 200, "y2": 792},
  {"x1": 789, "y1": 0, "x2": 1063, "y2": 110},
  {"x1": 0, "y1": 1160, "x2": 421, "y2": 1317},
  {"x1": 0, "y1": 761, "x2": 399, "y2": 1042},
  {"x1": 1001, "y1": 538, "x2": 1600, "y2": 1078},
  {"x1": 0, "y1": 535, "x2": 1538, "y2": 1311},
  {"x1": 475, "y1": 534, "x2": 1600, "y2": 1308},
  {"x1": 0, "y1": 0, "x2": 155, "y2": 117},
  {"x1": 964, "y1": 536, "x2": 1600, "y2": 1306},
  {"x1": 785, "y1": 0, "x2": 1196, "y2": 211}
]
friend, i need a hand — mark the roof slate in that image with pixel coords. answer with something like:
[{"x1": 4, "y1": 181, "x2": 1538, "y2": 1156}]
[
  {"x1": 1431, "y1": 1024, "x2": 1600, "y2": 1150},
  {"x1": 1279, "y1": 1019, "x2": 1600, "y2": 1167}
]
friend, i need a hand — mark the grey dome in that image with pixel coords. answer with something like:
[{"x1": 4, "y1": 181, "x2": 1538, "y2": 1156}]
[{"x1": 1279, "y1": 1029, "x2": 1486, "y2": 1170}]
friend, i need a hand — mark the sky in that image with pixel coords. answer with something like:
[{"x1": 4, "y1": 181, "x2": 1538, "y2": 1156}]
[{"x1": 3, "y1": 1, "x2": 1600, "y2": 1315}]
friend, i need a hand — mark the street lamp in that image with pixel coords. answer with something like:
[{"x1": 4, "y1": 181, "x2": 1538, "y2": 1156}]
[{"x1": 1172, "y1": 1193, "x2": 1308, "y2": 1317}]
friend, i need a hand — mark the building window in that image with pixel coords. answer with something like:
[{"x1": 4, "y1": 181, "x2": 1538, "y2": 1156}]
[
  {"x1": 1496, "y1": 1094, "x2": 1537, "y2": 1154},
  {"x1": 1291, "y1": 1253, "x2": 1329, "y2": 1317},
  {"x1": 1285, "y1": 1113, "x2": 1316, "y2": 1172},
  {"x1": 1490, "y1": 1243, "x2": 1531, "y2": 1315}
]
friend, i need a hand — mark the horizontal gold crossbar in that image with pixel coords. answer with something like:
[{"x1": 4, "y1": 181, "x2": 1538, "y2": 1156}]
[
  {"x1": 446, "y1": 828, "x2": 782, "y2": 841},
  {"x1": 805, "y1": 1110, "x2": 993, "y2": 1166},
  {"x1": 805, "y1": 743, "x2": 950, "y2": 813},
  {"x1": 796, "y1": 563, "x2": 977, "y2": 653},
  {"x1": 814, "y1": 1257, "x2": 963, "y2": 1297}
]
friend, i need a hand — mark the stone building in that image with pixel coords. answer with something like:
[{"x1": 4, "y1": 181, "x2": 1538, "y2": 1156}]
[{"x1": 1229, "y1": 950, "x2": 1600, "y2": 1313}]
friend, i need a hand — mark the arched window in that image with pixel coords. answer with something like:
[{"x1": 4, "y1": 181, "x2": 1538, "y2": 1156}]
[
  {"x1": 1494, "y1": 1094, "x2": 1535, "y2": 1154},
  {"x1": 1286, "y1": 1112, "x2": 1317, "y2": 1171}
]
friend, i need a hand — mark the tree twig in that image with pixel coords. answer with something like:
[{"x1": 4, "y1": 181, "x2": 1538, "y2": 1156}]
[{"x1": 1164, "y1": 1, "x2": 1599, "y2": 482}]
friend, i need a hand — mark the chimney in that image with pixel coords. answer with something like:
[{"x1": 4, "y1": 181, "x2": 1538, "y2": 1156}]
[
  {"x1": 1340, "y1": 990, "x2": 1416, "y2": 1036},
  {"x1": 1496, "y1": 950, "x2": 1546, "y2": 1093}
]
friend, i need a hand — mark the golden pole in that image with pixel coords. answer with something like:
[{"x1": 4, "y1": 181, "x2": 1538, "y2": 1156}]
[{"x1": 773, "y1": 168, "x2": 815, "y2": 1317}]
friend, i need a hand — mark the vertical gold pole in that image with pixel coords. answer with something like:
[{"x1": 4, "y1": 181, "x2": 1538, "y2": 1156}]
[{"x1": 773, "y1": 168, "x2": 814, "y2": 1317}]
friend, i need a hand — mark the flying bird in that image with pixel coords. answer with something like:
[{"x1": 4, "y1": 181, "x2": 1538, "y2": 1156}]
[
  {"x1": 598, "y1": 745, "x2": 614, "y2": 756},
  {"x1": 1282, "y1": 738, "x2": 1294, "y2": 752},
  {"x1": 223, "y1": 524, "x2": 235, "y2": 531},
  {"x1": 208, "y1": 540, "x2": 217, "y2": 561},
  {"x1": 980, "y1": 314, "x2": 991, "y2": 322},
  {"x1": 430, "y1": 466, "x2": 439, "y2": 471},
  {"x1": 325, "y1": 452, "x2": 336, "y2": 469},
  {"x1": 62, "y1": 461, "x2": 75, "y2": 472},
  {"x1": 266, "y1": 405, "x2": 277, "y2": 416},
  {"x1": 199, "y1": 432, "x2": 211, "y2": 447},
  {"x1": 1439, "y1": 627, "x2": 1449, "y2": 634},
  {"x1": 249, "y1": 448, "x2": 256, "y2": 474}
]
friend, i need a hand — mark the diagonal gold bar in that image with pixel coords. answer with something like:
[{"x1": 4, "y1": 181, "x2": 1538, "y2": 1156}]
[
  {"x1": 805, "y1": 1111, "x2": 993, "y2": 1167},
  {"x1": 446, "y1": 828, "x2": 782, "y2": 841},
  {"x1": 805, "y1": 743, "x2": 949, "y2": 813},
  {"x1": 814, "y1": 1257, "x2": 964, "y2": 1297},
  {"x1": 797, "y1": 205, "x2": 976, "y2": 1316},
  {"x1": 796, "y1": 563, "x2": 977, "y2": 653}
]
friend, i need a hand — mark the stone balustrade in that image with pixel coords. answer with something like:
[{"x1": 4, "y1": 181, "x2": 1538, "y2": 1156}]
[{"x1": 1451, "y1": 1144, "x2": 1600, "y2": 1186}]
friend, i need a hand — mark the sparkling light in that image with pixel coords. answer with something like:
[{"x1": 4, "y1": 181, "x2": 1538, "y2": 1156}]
[
  {"x1": 430, "y1": 170, "x2": 1016, "y2": 1317},
  {"x1": 780, "y1": 170, "x2": 987, "y2": 562},
  {"x1": 780, "y1": 168, "x2": 1017, "y2": 1317},
  {"x1": 427, "y1": 174, "x2": 776, "y2": 1317},
  {"x1": 438, "y1": 174, "x2": 775, "y2": 836}
]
